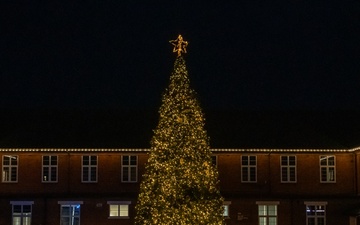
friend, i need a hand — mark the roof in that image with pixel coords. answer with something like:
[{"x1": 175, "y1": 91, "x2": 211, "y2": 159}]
[{"x1": 0, "y1": 109, "x2": 359, "y2": 149}]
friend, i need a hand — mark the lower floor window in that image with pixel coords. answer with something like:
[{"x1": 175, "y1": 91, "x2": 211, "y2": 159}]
[
  {"x1": 108, "y1": 201, "x2": 131, "y2": 218},
  {"x1": 11, "y1": 201, "x2": 33, "y2": 225},
  {"x1": 305, "y1": 202, "x2": 327, "y2": 225},
  {"x1": 257, "y1": 201, "x2": 279, "y2": 225},
  {"x1": 59, "y1": 201, "x2": 83, "y2": 225}
]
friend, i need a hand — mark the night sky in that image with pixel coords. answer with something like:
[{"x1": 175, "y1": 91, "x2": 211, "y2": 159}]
[
  {"x1": 2, "y1": 2, "x2": 360, "y2": 148},
  {"x1": 3, "y1": 1, "x2": 360, "y2": 111}
]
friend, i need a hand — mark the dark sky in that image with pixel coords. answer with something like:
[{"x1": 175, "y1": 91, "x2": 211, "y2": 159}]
[{"x1": 2, "y1": 1, "x2": 360, "y2": 111}]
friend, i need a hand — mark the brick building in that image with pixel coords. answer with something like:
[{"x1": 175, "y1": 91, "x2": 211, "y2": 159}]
[
  {"x1": 0, "y1": 147, "x2": 360, "y2": 225},
  {"x1": 1, "y1": 110, "x2": 360, "y2": 225}
]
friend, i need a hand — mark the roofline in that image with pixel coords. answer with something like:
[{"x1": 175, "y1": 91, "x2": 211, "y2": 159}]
[{"x1": 0, "y1": 148, "x2": 356, "y2": 153}]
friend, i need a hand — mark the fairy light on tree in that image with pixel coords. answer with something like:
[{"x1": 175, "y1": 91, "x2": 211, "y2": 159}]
[{"x1": 135, "y1": 35, "x2": 224, "y2": 225}]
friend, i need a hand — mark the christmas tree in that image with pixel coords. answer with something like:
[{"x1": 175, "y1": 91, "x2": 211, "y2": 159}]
[{"x1": 135, "y1": 35, "x2": 224, "y2": 225}]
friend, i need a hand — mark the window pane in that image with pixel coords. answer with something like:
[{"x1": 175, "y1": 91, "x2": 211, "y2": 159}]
[
  {"x1": 269, "y1": 217, "x2": 277, "y2": 225},
  {"x1": 249, "y1": 156, "x2": 256, "y2": 165},
  {"x1": 23, "y1": 205, "x2": 31, "y2": 213},
  {"x1": 289, "y1": 156, "x2": 296, "y2": 165},
  {"x1": 11, "y1": 157, "x2": 18, "y2": 165},
  {"x1": 130, "y1": 167, "x2": 137, "y2": 181},
  {"x1": 123, "y1": 156, "x2": 129, "y2": 165},
  {"x1": 123, "y1": 167, "x2": 129, "y2": 181},
  {"x1": 328, "y1": 156, "x2": 335, "y2": 165},
  {"x1": 268, "y1": 205, "x2": 277, "y2": 216},
  {"x1": 258, "y1": 205, "x2": 266, "y2": 215},
  {"x1": 110, "y1": 205, "x2": 119, "y2": 216},
  {"x1": 120, "y1": 205, "x2": 129, "y2": 216},
  {"x1": 51, "y1": 168, "x2": 57, "y2": 181},
  {"x1": 130, "y1": 156, "x2": 137, "y2": 165},
  {"x1": 242, "y1": 167, "x2": 248, "y2": 181},
  {"x1": 43, "y1": 156, "x2": 50, "y2": 165},
  {"x1": 51, "y1": 156, "x2": 57, "y2": 165},
  {"x1": 241, "y1": 156, "x2": 248, "y2": 165},
  {"x1": 83, "y1": 156, "x2": 89, "y2": 165},
  {"x1": 281, "y1": 156, "x2": 287, "y2": 166},
  {"x1": 12, "y1": 216, "x2": 21, "y2": 225},
  {"x1": 90, "y1": 156, "x2": 97, "y2": 165},
  {"x1": 83, "y1": 167, "x2": 89, "y2": 181},
  {"x1": 249, "y1": 167, "x2": 256, "y2": 181},
  {"x1": 259, "y1": 217, "x2": 266, "y2": 225}
]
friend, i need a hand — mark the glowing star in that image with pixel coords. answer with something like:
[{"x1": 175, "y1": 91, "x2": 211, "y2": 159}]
[{"x1": 169, "y1": 34, "x2": 188, "y2": 57}]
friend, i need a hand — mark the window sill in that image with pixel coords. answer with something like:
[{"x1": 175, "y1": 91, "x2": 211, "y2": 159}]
[{"x1": 108, "y1": 216, "x2": 130, "y2": 219}]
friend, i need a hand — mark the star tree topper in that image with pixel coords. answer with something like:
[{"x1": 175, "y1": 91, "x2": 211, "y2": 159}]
[{"x1": 169, "y1": 34, "x2": 188, "y2": 57}]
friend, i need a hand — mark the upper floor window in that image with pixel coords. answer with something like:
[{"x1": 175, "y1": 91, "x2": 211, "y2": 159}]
[
  {"x1": 320, "y1": 156, "x2": 335, "y2": 183},
  {"x1": 257, "y1": 201, "x2": 279, "y2": 225},
  {"x1": 107, "y1": 201, "x2": 131, "y2": 219},
  {"x1": 281, "y1": 155, "x2": 296, "y2": 183},
  {"x1": 59, "y1": 201, "x2": 83, "y2": 225},
  {"x1": 305, "y1": 202, "x2": 327, "y2": 225},
  {"x1": 122, "y1": 155, "x2": 137, "y2": 182},
  {"x1": 241, "y1": 155, "x2": 256, "y2": 182},
  {"x1": 11, "y1": 201, "x2": 33, "y2": 225},
  {"x1": 82, "y1": 155, "x2": 97, "y2": 182},
  {"x1": 2, "y1": 155, "x2": 18, "y2": 182},
  {"x1": 42, "y1": 155, "x2": 58, "y2": 182}
]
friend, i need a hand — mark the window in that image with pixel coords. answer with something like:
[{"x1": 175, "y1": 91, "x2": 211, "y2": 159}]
[
  {"x1": 122, "y1": 155, "x2": 137, "y2": 182},
  {"x1": 42, "y1": 155, "x2": 58, "y2": 182},
  {"x1": 281, "y1": 155, "x2": 296, "y2": 183},
  {"x1": 11, "y1": 201, "x2": 33, "y2": 225},
  {"x1": 320, "y1": 156, "x2": 335, "y2": 182},
  {"x1": 223, "y1": 201, "x2": 231, "y2": 218},
  {"x1": 107, "y1": 201, "x2": 131, "y2": 219},
  {"x1": 257, "y1": 202, "x2": 279, "y2": 225},
  {"x1": 241, "y1": 156, "x2": 256, "y2": 182},
  {"x1": 211, "y1": 155, "x2": 217, "y2": 167},
  {"x1": 59, "y1": 201, "x2": 83, "y2": 225},
  {"x1": 305, "y1": 202, "x2": 327, "y2": 225},
  {"x1": 82, "y1": 155, "x2": 97, "y2": 182},
  {"x1": 3, "y1": 155, "x2": 18, "y2": 182}
]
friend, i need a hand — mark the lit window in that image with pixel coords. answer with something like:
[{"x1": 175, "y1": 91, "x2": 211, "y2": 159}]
[
  {"x1": 2, "y1": 155, "x2": 18, "y2": 182},
  {"x1": 82, "y1": 155, "x2": 97, "y2": 182},
  {"x1": 281, "y1": 155, "x2": 296, "y2": 183},
  {"x1": 59, "y1": 201, "x2": 82, "y2": 225},
  {"x1": 257, "y1": 202, "x2": 279, "y2": 225},
  {"x1": 320, "y1": 156, "x2": 336, "y2": 183},
  {"x1": 241, "y1": 155, "x2": 256, "y2": 182},
  {"x1": 42, "y1": 155, "x2": 58, "y2": 182},
  {"x1": 107, "y1": 201, "x2": 131, "y2": 218},
  {"x1": 122, "y1": 156, "x2": 137, "y2": 182},
  {"x1": 305, "y1": 202, "x2": 327, "y2": 225},
  {"x1": 223, "y1": 201, "x2": 231, "y2": 218},
  {"x1": 11, "y1": 201, "x2": 33, "y2": 225}
]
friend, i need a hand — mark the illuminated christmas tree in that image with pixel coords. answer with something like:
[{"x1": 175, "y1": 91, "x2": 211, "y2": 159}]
[{"x1": 135, "y1": 35, "x2": 224, "y2": 225}]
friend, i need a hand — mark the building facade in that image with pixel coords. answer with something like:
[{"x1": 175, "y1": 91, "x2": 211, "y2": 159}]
[{"x1": 0, "y1": 148, "x2": 360, "y2": 225}]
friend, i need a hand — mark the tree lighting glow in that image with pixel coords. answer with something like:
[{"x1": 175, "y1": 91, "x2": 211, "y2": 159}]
[{"x1": 135, "y1": 37, "x2": 224, "y2": 225}]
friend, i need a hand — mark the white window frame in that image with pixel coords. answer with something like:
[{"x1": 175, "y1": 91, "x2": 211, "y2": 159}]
[
  {"x1": 320, "y1": 156, "x2": 336, "y2": 183},
  {"x1": 10, "y1": 201, "x2": 34, "y2": 225},
  {"x1": 256, "y1": 201, "x2": 279, "y2": 225},
  {"x1": 82, "y1": 155, "x2": 97, "y2": 183},
  {"x1": 42, "y1": 155, "x2": 58, "y2": 182},
  {"x1": 58, "y1": 201, "x2": 83, "y2": 225},
  {"x1": 2, "y1": 155, "x2": 18, "y2": 183},
  {"x1": 107, "y1": 201, "x2": 131, "y2": 219},
  {"x1": 305, "y1": 201, "x2": 327, "y2": 225},
  {"x1": 280, "y1": 155, "x2": 297, "y2": 183},
  {"x1": 121, "y1": 155, "x2": 137, "y2": 182},
  {"x1": 241, "y1": 155, "x2": 257, "y2": 182}
]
